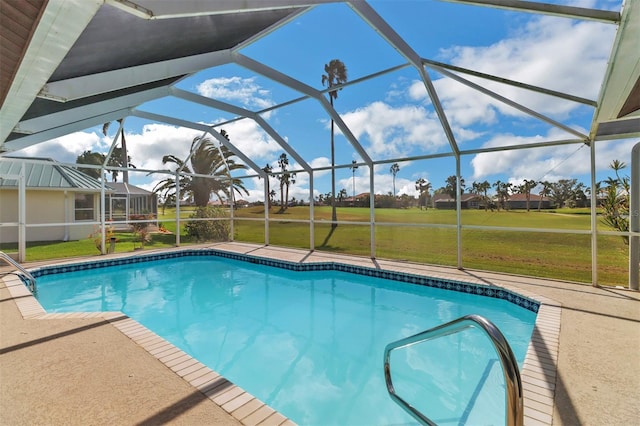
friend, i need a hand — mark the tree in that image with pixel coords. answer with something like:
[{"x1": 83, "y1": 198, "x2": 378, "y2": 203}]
[
  {"x1": 390, "y1": 163, "x2": 400, "y2": 198},
  {"x1": 518, "y1": 179, "x2": 537, "y2": 212},
  {"x1": 76, "y1": 150, "x2": 105, "y2": 179},
  {"x1": 550, "y1": 179, "x2": 578, "y2": 208},
  {"x1": 445, "y1": 175, "x2": 465, "y2": 199},
  {"x1": 493, "y1": 180, "x2": 512, "y2": 210},
  {"x1": 322, "y1": 59, "x2": 348, "y2": 228},
  {"x1": 277, "y1": 153, "x2": 296, "y2": 212},
  {"x1": 337, "y1": 188, "x2": 348, "y2": 205},
  {"x1": 350, "y1": 160, "x2": 358, "y2": 205},
  {"x1": 601, "y1": 160, "x2": 630, "y2": 243},
  {"x1": 472, "y1": 180, "x2": 491, "y2": 211},
  {"x1": 538, "y1": 181, "x2": 553, "y2": 211},
  {"x1": 152, "y1": 131, "x2": 248, "y2": 207},
  {"x1": 415, "y1": 178, "x2": 432, "y2": 210},
  {"x1": 103, "y1": 119, "x2": 135, "y2": 183}
]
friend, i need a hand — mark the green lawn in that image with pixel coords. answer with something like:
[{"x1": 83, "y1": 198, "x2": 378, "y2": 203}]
[{"x1": 1, "y1": 205, "x2": 629, "y2": 286}]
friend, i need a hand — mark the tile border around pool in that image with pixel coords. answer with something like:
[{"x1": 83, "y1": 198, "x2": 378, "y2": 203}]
[
  {"x1": 29, "y1": 248, "x2": 541, "y2": 313},
  {"x1": 6, "y1": 246, "x2": 561, "y2": 426}
]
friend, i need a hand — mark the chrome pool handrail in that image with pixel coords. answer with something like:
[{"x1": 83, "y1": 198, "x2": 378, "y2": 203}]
[
  {"x1": 383, "y1": 314, "x2": 523, "y2": 426},
  {"x1": 0, "y1": 251, "x2": 36, "y2": 292}
]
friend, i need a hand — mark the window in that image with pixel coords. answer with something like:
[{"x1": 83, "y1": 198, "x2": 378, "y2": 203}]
[{"x1": 75, "y1": 193, "x2": 95, "y2": 221}]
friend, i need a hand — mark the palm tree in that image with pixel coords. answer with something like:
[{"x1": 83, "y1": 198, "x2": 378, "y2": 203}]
[
  {"x1": 390, "y1": 163, "x2": 400, "y2": 198},
  {"x1": 415, "y1": 178, "x2": 432, "y2": 210},
  {"x1": 471, "y1": 180, "x2": 491, "y2": 211},
  {"x1": 445, "y1": 175, "x2": 465, "y2": 199},
  {"x1": 103, "y1": 119, "x2": 135, "y2": 183},
  {"x1": 518, "y1": 179, "x2": 537, "y2": 212},
  {"x1": 601, "y1": 160, "x2": 629, "y2": 243},
  {"x1": 350, "y1": 160, "x2": 358, "y2": 205},
  {"x1": 152, "y1": 132, "x2": 248, "y2": 207},
  {"x1": 537, "y1": 181, "x2": 551, "y2": 211},
  {"x1": 610, "y1": 159, "x2": 629, "y2": 192},
  {"x1": 493, "y1": 180, "x2": 512, "y2": 210},
  {"x1": 322, "y1": 59, "x2": 348, "y2": 228},
  {"x1": 337, "y1": 188, "x2": 348, "y2": 205},
  {"x1": 277, "y1": 153, "x2": 296, "y2": 212}
]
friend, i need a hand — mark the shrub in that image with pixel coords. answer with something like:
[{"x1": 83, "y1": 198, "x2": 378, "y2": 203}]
[
  {"x1": 88, "y1": 224, "x2": 115, "y2": 253},
  {"x1": 130, "y1": 214, "x2": 153, "y2": 248},
  {"x1": 185, "y1": 206, "x2": 230, "y2": 242}
]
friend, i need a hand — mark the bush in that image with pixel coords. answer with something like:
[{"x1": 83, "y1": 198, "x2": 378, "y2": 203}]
[
  {"x1": 130, "y1": 214, "x2": 153, "y2": 248},
  {"x1": 185, "y1": 206, "x2": 230, "y2": 242}
]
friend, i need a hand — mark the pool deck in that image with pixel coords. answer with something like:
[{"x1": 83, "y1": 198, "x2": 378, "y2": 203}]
[{"x1": 1, "y1": 242, "x2": 638, "y2": 425}]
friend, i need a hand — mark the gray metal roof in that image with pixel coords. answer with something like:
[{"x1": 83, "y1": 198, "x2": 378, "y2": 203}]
[
  {"x1": 0, "y1": 0, "x2": 637, "y2": 156},
  {"x1": 108, "y1": 182, "x2": 152, "y2": 196},
  {"x1": 0, "y1": 157, "x2": 109, "y2": 191}
]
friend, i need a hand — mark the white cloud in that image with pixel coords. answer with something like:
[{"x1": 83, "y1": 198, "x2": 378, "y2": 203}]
[
  {"x1": 17, "y1": 131, "x2": 106, "y2": 164},
  {"x1": 470, "y1": 133, "x2": 635, "y2": 183},
  {"x1": 410, "y1": 15, "x2": 615, "y2": 127},
  {"x1": 340, "y1": 101, "x2": 447, "y2": 158},
  {"x1": 196, "y1": 76, "x2": 274, "y2": 110}
]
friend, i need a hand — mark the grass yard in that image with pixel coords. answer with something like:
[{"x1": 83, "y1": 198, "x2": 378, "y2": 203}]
[{"x1": 1, "y1": 205, "x2": 629, "y2": 286}]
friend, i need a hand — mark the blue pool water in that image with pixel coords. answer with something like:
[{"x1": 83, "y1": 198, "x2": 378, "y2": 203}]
[{"x1": 34, "y1": 254, "x2": 536, "y2": 425}]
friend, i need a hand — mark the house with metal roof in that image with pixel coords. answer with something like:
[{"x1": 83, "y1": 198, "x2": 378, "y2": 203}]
[
  {"x1": 0, "y1": 156, "x2": 110, "y2": 243},
  {"x1": 1, "y1": 157, "x2": 159, "y2": 242}
]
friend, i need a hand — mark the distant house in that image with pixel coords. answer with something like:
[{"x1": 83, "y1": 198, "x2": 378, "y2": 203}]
[
  {"x1": 433, "y1": 193, "x2": 483, "y2": 209},
  {"x1": 506, "y1": 193, "x2": 552, "y2": 210},
  {"x1": 0, "y1": 157, "x2": 111, "y2": 243}
]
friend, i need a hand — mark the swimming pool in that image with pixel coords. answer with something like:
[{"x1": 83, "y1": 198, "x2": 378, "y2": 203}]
[{"x1": 33, "y1": 250, "x2": 538, "y2": 425}]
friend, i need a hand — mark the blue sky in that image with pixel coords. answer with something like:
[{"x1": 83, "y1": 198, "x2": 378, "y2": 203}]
[{"x1": 17, "y1": 0, "x2": 634, "y2": 202}]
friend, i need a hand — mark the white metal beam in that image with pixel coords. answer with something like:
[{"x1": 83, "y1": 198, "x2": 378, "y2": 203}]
[
  {"x1": 171, "y1": 88, "x2": 312, "y2": 173},
  {"x1": 14, "y1": 86, "x2": 170, "y2": 135},
  {"x1": 422, "y1": 58, "x2": 597, "y2": 107},
  {"x1": 108, "y1": 0, "x2": 340, "y2": 19},
  {"x1": 438, "y1": 0, "x2": 620, "y2": 24},
  {"x1": 38, "y1": 50, "x2": 233, "y2": 102},
  {"x1": 1, "y1": 108, "x2": 132, "y2": 153},
  {"x1": 431, "y1": 64, "x2": 589, "y2": 140}
]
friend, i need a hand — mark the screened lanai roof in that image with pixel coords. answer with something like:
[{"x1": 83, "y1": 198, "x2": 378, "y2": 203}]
[{"x1": 0, "y1": 0, "x2": 638, "y2": 161}]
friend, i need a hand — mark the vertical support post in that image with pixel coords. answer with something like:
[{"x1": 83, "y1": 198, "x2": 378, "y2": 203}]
[
  {"x1": 264, "y1": 172, "x2": 270, "y2": 245},
  {"x1": 309, "y1": 171, "x2": 315, "y2": 250},
  {"x1": 175, "y1": 171, "x2": 181, "y2": 247},
  {"x1": 100, "y1": 171, "x2": 106, "y2": 255},
  {"x1": 18, "y1": 162, "x2": 26, "y2": 263},
  {"x1": 590, "y1": 140, "x2": 598, "y2": 286},
  {"x1": 630, "y1": 142, "x2": 639, "y2": 290},
  {"x1": 229, "y1": 177, "x2": 235, "y2": 242},
  {"x1": 369, "y1": 166, "x2": 376, "y2": 259},
  {"x1": 456, "y1": 156, "x2": 462, "y2": 269}
]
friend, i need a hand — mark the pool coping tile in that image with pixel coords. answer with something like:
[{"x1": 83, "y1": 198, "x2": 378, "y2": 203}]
[{"x1": 2, "y1": 244, "x2": 563, "y2": 426}]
